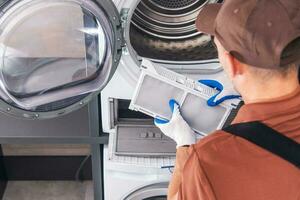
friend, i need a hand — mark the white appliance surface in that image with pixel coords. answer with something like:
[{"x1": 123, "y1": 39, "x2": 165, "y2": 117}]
[
  {"x1": 101, "y1": 0, "x2": 236, "y2": 199},
  {"x1": 104, "y1": 145, "x2": 172, "y2": 200},
  {"x1": 101, "y1": 51, "x2": 178, "y2": 198}
]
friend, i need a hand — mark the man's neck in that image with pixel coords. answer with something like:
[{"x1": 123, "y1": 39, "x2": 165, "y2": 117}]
[{"x1": 241, "y1": 76, "x2": 299, "y2": 104}]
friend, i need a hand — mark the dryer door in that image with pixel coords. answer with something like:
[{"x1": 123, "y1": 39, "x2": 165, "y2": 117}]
[{"x1": 0, "y1": 0, "x2": 123, "y2": 119}]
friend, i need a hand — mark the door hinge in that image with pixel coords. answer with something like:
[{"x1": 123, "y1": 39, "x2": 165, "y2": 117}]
[{"x1": 120, "y1": 8, "x2": 130, "y2": 29}]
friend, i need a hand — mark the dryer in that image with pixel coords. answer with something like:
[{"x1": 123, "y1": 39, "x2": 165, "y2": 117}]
[{"x1": 99, "y1": 0, "x2": 238, "y2": 200}]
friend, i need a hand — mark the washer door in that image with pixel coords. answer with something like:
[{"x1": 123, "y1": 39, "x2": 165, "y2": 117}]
[
  {"x1": 0, "y1": 0, "x2": 122, "y2": 118},
  {"x1": 124, "y1": 182, "x2": 168, "y2": 200}
]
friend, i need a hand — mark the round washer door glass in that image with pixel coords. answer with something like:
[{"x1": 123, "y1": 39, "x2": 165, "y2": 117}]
[{"x1": 0, "y1": 0, "x2": 122, "y2": 118}]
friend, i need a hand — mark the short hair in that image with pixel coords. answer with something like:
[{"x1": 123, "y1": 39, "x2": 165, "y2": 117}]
[
  {"x1": 280, "y1": 37, "x2": 300, "y2": 67},
  {"x1": 298, "y1": 64, "x2": 300, "y2": 83}
]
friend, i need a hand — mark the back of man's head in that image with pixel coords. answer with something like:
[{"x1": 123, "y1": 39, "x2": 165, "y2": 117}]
[
  {"x1": 196, "y1": 0, "x2": 300, "y2": 103},
  {"x1": 247, "y1": 37, "x2": 300, "y2": 81},
  {"x1": 212, "y1": 36, "x2": 300, "y2": 103}
]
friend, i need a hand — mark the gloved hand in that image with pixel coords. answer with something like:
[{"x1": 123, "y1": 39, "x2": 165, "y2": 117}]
[
  {"x1": 154, "y1": 99, "x2": 196, "y2": 148},
  {"x1": 198, "y1": 79, "x2": 241, "y2": 107}
]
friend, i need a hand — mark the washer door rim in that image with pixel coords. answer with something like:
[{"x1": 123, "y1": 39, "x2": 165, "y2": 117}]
[{"x1": 123, "y1": 182, "x2": 168, "y2": 200}]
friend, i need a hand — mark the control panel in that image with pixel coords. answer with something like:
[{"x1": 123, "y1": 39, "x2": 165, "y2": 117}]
[{"x1": 115, "y1": 124, "x2": 176, "y2": 157}]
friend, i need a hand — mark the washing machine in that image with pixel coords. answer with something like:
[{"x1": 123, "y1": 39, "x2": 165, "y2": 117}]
[{"x1": 0, "y1": 0, "x2": 233, "y2": 199}]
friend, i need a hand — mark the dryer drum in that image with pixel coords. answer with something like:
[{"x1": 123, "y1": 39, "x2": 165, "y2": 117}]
[
  {"x1": 130, "y1": 0, "x2": 219, "y2": 61},
  {"x1": 151, "y1": 0, "x2": 201, "y2": 9}
]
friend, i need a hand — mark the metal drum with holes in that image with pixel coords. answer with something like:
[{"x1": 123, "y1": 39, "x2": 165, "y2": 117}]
[{"x1": 130, "y1": 0, "x2": 219, "y2": 61}]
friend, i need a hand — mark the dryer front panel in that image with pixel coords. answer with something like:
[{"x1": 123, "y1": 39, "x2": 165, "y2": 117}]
[{"x1": 0, "y1": 0, "x2": 122, "y2": 118}]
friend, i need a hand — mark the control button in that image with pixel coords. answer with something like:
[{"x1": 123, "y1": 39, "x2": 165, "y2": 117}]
[
  {"x1": 147, "y1": 132, "x2": 154, "y2": 138},
  {"x1": 140, "y1": 132, "x2": 148, "y2": 138},
  {"x1": 155, "y1": 133, "x2": 162, "y2": 138}
]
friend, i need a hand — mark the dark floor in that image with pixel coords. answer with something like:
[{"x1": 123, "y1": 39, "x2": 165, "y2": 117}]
[{"x1": 2, "y1": 181, "x2": 93, "y2": 200}]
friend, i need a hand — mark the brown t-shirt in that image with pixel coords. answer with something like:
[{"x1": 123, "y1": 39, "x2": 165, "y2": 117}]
[{"x1": 178, "y1": 88, "x2": 300, "y2": 200}]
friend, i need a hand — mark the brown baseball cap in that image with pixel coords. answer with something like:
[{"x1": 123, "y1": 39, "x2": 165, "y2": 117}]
[{"x1": 196, "y1": 0, "x2": 300, "y2": 69}]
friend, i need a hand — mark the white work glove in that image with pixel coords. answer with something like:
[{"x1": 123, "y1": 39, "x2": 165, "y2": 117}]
[{"x1": 154, "y1": 99, "x2": 196, "y2": 148}]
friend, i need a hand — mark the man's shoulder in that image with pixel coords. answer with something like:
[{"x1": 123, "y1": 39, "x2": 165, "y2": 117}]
[
  {"x1": 190, "y1": 129, "x2": 265, "y2": 165},
  {"x1": 191, "y1": 130, "x2": 237, "y2": 158},
  {"x1": 194, "y1": 130, "x2": 233, "y2": 150}
]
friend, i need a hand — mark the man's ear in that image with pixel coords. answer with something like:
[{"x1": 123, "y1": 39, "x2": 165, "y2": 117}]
[{"x1": 224, "y1": 51, "x2": 244, "y2": 78}]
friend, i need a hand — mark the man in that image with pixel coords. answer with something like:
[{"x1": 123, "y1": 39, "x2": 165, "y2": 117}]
[{"x1": 155, "y1": 0, "x2": 300, "y2": 199}]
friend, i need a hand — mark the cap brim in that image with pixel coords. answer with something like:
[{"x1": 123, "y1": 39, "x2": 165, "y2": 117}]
[{"x1": 196, "y1": 3, "x2": 222, "y2": 35}]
